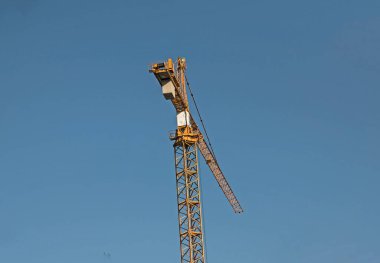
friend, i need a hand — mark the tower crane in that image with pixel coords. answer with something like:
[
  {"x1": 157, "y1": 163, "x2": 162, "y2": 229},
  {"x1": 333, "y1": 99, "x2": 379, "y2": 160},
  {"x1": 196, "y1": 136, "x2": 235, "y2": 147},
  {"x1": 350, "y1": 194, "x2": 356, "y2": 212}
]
[{"x1": 149, "y1": 57, "x2": 243, "y2": 263}]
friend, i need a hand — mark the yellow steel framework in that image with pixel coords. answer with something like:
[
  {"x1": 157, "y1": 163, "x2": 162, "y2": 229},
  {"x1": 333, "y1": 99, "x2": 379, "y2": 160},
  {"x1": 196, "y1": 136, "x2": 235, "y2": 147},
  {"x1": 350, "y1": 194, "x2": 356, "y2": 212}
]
[
  {"x1": 149, "y1": 57, "x2": 242, "y2": 263},
  {"x1": 174, "y1": 126, "x2": 205, "y2": 263}
]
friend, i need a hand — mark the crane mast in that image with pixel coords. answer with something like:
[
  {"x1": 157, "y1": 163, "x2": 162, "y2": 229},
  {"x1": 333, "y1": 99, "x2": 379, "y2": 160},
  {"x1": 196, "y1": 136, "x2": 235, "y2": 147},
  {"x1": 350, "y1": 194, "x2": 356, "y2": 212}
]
[
  {"x1": 174, "y1": 113, "x2": 205, "y2": 263},
  {"x1": 149, "y1": 57, "x2": 242, "y2": 263}
]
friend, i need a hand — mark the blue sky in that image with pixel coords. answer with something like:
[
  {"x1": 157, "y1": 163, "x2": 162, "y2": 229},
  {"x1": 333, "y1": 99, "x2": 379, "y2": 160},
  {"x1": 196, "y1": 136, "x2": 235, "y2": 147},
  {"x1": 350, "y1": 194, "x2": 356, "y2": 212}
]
[{"x1": 0, "y1": 0, "x2": 379, "y2": 262}]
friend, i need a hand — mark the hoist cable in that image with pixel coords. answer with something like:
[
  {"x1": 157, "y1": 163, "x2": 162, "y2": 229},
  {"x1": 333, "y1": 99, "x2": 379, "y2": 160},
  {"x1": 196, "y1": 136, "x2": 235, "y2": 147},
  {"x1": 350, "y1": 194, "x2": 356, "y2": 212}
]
[{"x1": 185, "y1": 74, "x2": 217, "y2": 159}]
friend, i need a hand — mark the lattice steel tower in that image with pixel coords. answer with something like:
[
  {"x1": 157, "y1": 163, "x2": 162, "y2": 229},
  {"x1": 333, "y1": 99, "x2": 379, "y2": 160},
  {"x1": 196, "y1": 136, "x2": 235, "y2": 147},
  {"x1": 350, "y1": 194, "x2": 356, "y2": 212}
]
[{"x1": 150, "y1": 58, "x2": 243, "y2": 263}]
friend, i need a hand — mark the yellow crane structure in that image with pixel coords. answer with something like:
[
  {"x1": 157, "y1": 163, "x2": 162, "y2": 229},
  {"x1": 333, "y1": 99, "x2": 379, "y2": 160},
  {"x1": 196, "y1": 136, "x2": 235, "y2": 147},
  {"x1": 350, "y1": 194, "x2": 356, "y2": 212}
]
[{"x1": 149, "y1": 57, "x2": 243, "y2": 263}]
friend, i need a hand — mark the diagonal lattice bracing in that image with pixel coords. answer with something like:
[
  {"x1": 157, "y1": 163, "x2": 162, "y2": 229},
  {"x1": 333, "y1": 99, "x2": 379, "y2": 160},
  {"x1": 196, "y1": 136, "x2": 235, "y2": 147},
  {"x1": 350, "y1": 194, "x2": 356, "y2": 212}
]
[{"x1": 174, "y1": 138, "x2": 205, "y2": 263}]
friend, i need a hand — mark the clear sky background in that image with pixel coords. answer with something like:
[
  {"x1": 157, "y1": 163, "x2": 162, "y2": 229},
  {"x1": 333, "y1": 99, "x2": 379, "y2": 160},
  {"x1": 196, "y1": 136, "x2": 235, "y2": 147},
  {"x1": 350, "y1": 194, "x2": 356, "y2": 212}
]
[{"x1": 0, "y1": 0, "x2": 379, "y2": 262}]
